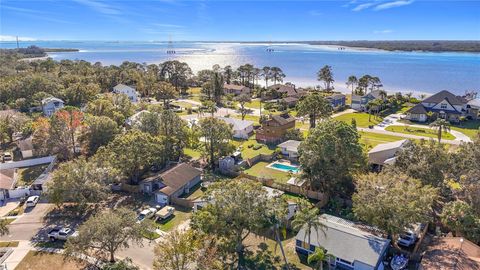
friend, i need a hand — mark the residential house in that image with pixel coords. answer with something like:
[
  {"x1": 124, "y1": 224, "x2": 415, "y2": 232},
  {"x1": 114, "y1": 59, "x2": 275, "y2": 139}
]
[
  {"x1": 351, "y1": 90, "x2": 384, "y2": 111},
  {"x1": 256, "y1": 113, "x2": 296, "y2": 144},
  {"x1": 0, "y1": 169, "x2": 17, "y2": 200},
  {"x1": 326, "y1": 93, "x2": 346, "y2": 109},
  {"x1": 41, "y1": 97, "x2": 64, "y2": 117},
  {"x1": 217, "y1": 117, "x2": 254, "y2": 139},
  {"x1": 280, "y1": 96, "x2": 300, "y2": 108},
  {"x1": 368, "y1": 139, "x2": 409, "y2": 170},
  {"x1": 113, "y1": 84, "x2": 139, "y2": 103},
  {"x1": 295, "y1": 214, "x2": 390, "y2": 270},
  {"x1": 17, "y1": 136, "x2": 34, "y2": 159},
  {"x1": 405, "y1": 90, "x2": 478, "y2": 123},
  {"x1": 277, "y1": 140, "x2": 301, "y2": 160},
  {"x1": 223, "y1": 83, "x2": 251, "y2": 96},
  {"x1": 139, "y1": 163, "x2": 202, "y2": 205},
  {"x1": 265, "y1": 84, "x2": 306, "y2": 100},
  {"x1": 125, "y1": 110, "x2": 150, "y2": 127}
]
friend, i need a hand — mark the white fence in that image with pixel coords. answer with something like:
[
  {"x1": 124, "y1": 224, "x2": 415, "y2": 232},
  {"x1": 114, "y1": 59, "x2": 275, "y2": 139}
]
[
  {"x1": 7, "y1": 188, "x2": 30, "y2": 199},
  {"x1": 0, "y1": 156, "x2": 55, "y2": 170}
]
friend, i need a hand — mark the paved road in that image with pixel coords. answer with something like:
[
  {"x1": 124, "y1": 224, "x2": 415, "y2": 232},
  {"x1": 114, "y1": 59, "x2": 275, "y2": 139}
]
[
  {"x1": 0, "y1": 203, "x2": 52, "y2": 241},
  {"x1": 117, "y1": 239, "x2": 156, "y2": 270}
]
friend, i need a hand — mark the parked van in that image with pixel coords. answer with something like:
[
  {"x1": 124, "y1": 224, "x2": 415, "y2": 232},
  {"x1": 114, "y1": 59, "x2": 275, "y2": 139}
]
[{"x1": 25, "y1": 196, "x2": 40, "y2": 207}]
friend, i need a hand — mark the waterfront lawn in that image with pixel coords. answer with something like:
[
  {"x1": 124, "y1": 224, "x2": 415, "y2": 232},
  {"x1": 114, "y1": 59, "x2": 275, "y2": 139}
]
[
  {"x1": 16, "y1": 251, "x2": 87, "y2": 270},
  {"x1": 359, "y1": 131, "x2": 407, "y2": 150},
  {"x1": 385, "y1": 125, "x2": 455, "y2": 140},
  {"x1": 334, "y1": 112, "x2": 383, "y2": 127},
  {"x1": 244, "y1": 161, "x2": 291, "y2": 184},
  {"x1": 156, "y1": 206, "x2": 192, "y2": 232},
  {"x1": 16, "y1": 164, "x2": 48, "y2": 187}
]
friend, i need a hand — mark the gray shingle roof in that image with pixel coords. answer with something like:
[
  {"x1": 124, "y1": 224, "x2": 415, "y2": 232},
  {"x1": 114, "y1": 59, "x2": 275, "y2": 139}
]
[
  {"x1": 296, "y1": 214, "x2": 389, "y2": 267},
  {"x1": 270, "y1": 114, "x2": 295, "y2": 125},
  {"x1": 422, "y1": 90, "x2": 466, "y2": 106},
  {"x1": 113, "y1": 83, "x2": 136, "y2": 92},
  {"x1": 278, "y1": 140, "x2": 301, "y2": 152},
  {"x1": 368, "y1": 139, "x2": 409, "y2": 154},
  {"x1": 217, "y1": 117, "x2": 254, "y2": 131},
  {"x1": 407, "y1": 103, "x2": 428, "y2": 114}
]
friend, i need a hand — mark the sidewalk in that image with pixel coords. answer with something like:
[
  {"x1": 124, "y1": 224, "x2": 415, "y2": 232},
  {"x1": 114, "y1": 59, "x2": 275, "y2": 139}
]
[
  {"x1": 0, "y1": 200, "x2": 20, "y2": 217},
  {"x1": 3, "y1": 240, "x2": 31, "y2": 270}
]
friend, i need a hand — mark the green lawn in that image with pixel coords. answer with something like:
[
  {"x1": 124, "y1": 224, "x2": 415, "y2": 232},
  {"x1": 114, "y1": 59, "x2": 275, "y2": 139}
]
[
  {"x1": 334, "y1": 112, "x2": 383, "y2": 127},
  {"x1": 0, "y1": 241, "x2": 19, "y2": 247},
  {"x1": 243, "y1": 161, "x2": 291, "y2": 184},
  {"x1": 16, "y1": 165, "x2": 48, "y2": 187},
  {"x1": 233, "y1": 136, "x2": 276, "y2": 159},
  {"x1": 232, "y1": 114, "x2": 261, "y2": 124},
  {"x1": 156, "y1": 206, "x2": 192, "y2": 232},
  {"x1": 172, "y1": 101, "x2": 195, "y2": 109},
  {"x1": 184, "y1": 148, "x2": 202, "y2": 159},
  {"x1": 180, "y1": 183, "x2": 205, "y2": 201},
  {"x1": 450, "y1": 120, "x2": 480, "y2": 139},
  {"x1": 244, "y1": 99, "x2": 262, "y2": 109},
  {"x1": 359, "y1": 131, "x2": 407, "y2": 150},
  {"x1": 385, "y1": 125, "x2": 455, "y2": 140},
  {"x1": 188, "y1": 87, "x2": 202, "y2": 95}
]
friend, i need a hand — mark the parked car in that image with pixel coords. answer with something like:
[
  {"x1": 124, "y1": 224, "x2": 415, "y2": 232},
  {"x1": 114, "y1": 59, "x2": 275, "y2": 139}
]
[
  {"x1": 25, "y1": 196, "x2": 39, "y2": 207},
  {"x1": 47, "y1": 227, "x2": 78, "y2": 241},
  {"x1": 2, "y1": 152, "x2": 12, "y2": 163},
  {"x1": 137, "y1": 207, "x2": 157, "y2": 223},
  {"x1": 397, "y1": 223, "x2": 422, "y2": 247}
]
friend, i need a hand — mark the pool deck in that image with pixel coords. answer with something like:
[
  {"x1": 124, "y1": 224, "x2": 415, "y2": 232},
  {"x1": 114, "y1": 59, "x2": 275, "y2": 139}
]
[{"x1": 266, "y1": 160, "x2": 300, "y2": 174}]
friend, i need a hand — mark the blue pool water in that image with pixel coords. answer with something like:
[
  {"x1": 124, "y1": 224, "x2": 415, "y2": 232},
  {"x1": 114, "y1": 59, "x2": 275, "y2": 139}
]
[{"x1": 270, "y1": 163, "x2": 300, "y2": 173}]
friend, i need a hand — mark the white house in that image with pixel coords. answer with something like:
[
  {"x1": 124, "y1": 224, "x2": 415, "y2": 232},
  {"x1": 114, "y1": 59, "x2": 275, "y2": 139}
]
[
  {"x1": 41, "y1": 97, "x2": 64, "y2": 117},
  {"x1": 295, "y1": 214, "x2": 390, "y2": 270},
  {"x1": 113, "y1": 84, "x2": 139, "y2": 103},
  {"x1": 277, "y1": 140, "x2": 301, "y2": 160},
  {"x1": 125, "y1": 110, "x2": 150, "y2": 127},
  {"x1": 368, "y1": 139, "x2": 409, "y2": 169},
  {"x1": 217, "y1": 117, "x2": 254, "y2": 139}
]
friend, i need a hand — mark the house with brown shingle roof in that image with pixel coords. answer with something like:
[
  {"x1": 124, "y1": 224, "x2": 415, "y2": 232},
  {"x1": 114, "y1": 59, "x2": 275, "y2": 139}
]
[
  {"x1": 0, "y1": 169, "x2": 17, "y2": 200},
  {"x1": 139, "y1": 163, "x2": 202, "y2": 205},
  {"x1": 256, "y1": 113, "x2": 296, "y2": 144},
  {"x1": 223, "y1": 83, "x2": 251, "y2": 96},
  {"x1": 265, "y1": 84, "x2": 306, "y2": 100}
]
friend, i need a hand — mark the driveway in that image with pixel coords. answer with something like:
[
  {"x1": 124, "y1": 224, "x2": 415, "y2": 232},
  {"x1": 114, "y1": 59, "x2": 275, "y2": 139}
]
[
  {"x1": 373, "y1": 113, "x2": 472, "y2": 143},
  {"x1": 117, "y1": 239, "x2": 156, "y2": 270},
  {"x1": 0, "y1": 203, "x2": 52, "y2": 241}
]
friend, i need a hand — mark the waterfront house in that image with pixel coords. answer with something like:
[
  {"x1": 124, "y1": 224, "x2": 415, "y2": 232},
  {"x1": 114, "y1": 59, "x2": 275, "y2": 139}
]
[
  {"x1": 405, "y1": 90, "x2": 478, "y2": 123},
  {"x1": 41, "y1": 97, "x2": 64, "y2": 117},
  {"x1": 326, "y1": 93, "x2": 346, "y2": 109},
  {"x1": 295, "y1": 214, "x2": 390, "y2": 270},
  {"x1": 368, "y1": 139, "x2": 409, "y2": 170},
  {"x1": 264, "y1": 84, "x2": 306, "y2": 100},
  {"x1": 223, "y1": 83, "x2": 251, "y2": 96},
  {"x1": 217, "y1": 117, "x2": 254, "y2": 139},
  {"x1": 256, "y1": 113, "x2": 296, "y2": 144},
  {"x1": 139, "y1": 163, "x2": 202, "y2": 205},
  {"x1": 351, "y1": 90, "x2": 383, "y2": 111},
  {"x1": 277, "y1": 140, "x2": 301, "y2": 160},
  {"x1": 113, "y1": 83, "x2": 139, "y2": 103}
]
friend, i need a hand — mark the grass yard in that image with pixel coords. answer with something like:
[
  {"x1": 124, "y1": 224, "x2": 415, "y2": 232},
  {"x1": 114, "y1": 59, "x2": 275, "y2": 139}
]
[
  {"x1": 385, "y1": 125, "x2": 455, "y2": 140},
  {"x1": 188, "y1": 87, "x2": 202, "y2": 95},
  {"x1": 244, "y1": 99, "x2": 262, "y2": 109},
  {"x1": 16, "y1": 164, "x2": 48, "y2": 187},
  {"x1": 156, "y1": 206, "x2": 192, "y2": 232},
  {"x1": 334, "y1": 112, "x2": 383, "y2": 127},
  {"x1": 184, "y1": 148, "x2": 202, "y2": 159},
  {"x1": 232, "y1": 114, "x2": 261, "y2": 124},
  {"x1": 15, "y1": 251, "x2": 88, "y2": 270},
  {"x1": 0, "y1": 241, "x2": 19, "y2": 247},
  {"x1": 244, "y1": 161, "x2": 291, "y2": 184},
  {"x1": 359, "y1": 131, "x2": 407, "y2": 150},
  {"x1": 180, "y1": 183, "x2": 205, "y2": 201},
  {"x1": 450, "y1": 120, "x2": 480, "y2": 139},
  {"x1": 172, "y1": 101, "x2": 195, "y2": 109},
  {"x1": 244, "y1": 233, "x2": 309, "y2": 270},
  {"x1": 233, "y1": 136, "x2": 276, "y2": 159}
]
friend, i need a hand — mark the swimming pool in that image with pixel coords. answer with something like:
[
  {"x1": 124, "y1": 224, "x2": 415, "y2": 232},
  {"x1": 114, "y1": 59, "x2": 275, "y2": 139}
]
[{"x1": 269, "y1": 162, "x2": 300, "y2": 173}]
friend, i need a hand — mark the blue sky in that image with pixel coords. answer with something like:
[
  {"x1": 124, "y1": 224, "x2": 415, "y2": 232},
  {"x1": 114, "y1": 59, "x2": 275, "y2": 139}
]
[{"x1": 1, "y1": 0, "x2": 479, "y2": 41}]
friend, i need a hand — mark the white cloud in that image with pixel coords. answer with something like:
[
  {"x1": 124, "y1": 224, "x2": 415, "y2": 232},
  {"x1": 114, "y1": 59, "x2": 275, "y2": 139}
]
[
  {"x1": 352, "y1": 2, "x2": 376, "y2": 11},
  {"x1": 73, "y1": 0, "x2": 122, "y2": 15},
  {"x1": 0, "y1": 35, "x2": 36, "y2": 41},
  {"x1": 374, "y1": 0, "x2": 414, "y2": 11},
  {"x1": 373, "y1": 29, "x2": 393, "y2": 34}
]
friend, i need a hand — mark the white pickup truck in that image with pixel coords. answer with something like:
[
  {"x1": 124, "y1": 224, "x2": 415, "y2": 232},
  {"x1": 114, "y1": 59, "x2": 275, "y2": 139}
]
[{"x1": 47, "y1": 227, "x2": 78, "y2": 241}]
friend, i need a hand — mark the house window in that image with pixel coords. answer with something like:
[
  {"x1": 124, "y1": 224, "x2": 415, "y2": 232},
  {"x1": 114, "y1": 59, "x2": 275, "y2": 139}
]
[{"x1": 440, "y1": 103, "x2": 447, "y2": 109}]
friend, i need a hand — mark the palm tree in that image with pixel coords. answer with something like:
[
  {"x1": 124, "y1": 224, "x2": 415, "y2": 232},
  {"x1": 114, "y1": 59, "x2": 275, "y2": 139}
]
[
  {"x1": 378, "y1": 90, "x2": 387, "y2": 101},
  {"x1": 366, "y1": 99, "x2": 381, "y2": 122},
  {"x1": 308, "y1": 247, "x2": 333, "y2": 270},
  {"x1": 346, "y1": 75, "x2": 358, "y2": 95},
  {"x1": 317, "y1": 65, "x2": 334, "y2": 91},
  {"x1": 430, "y1": 118, "x2": 451, "y2": 143},
  {"x1": 292, "y1": 207, "x2": 325, "y2": 251},
  {"x1": 270, "y1": 67, "x2": 285, "y2": 85}
]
